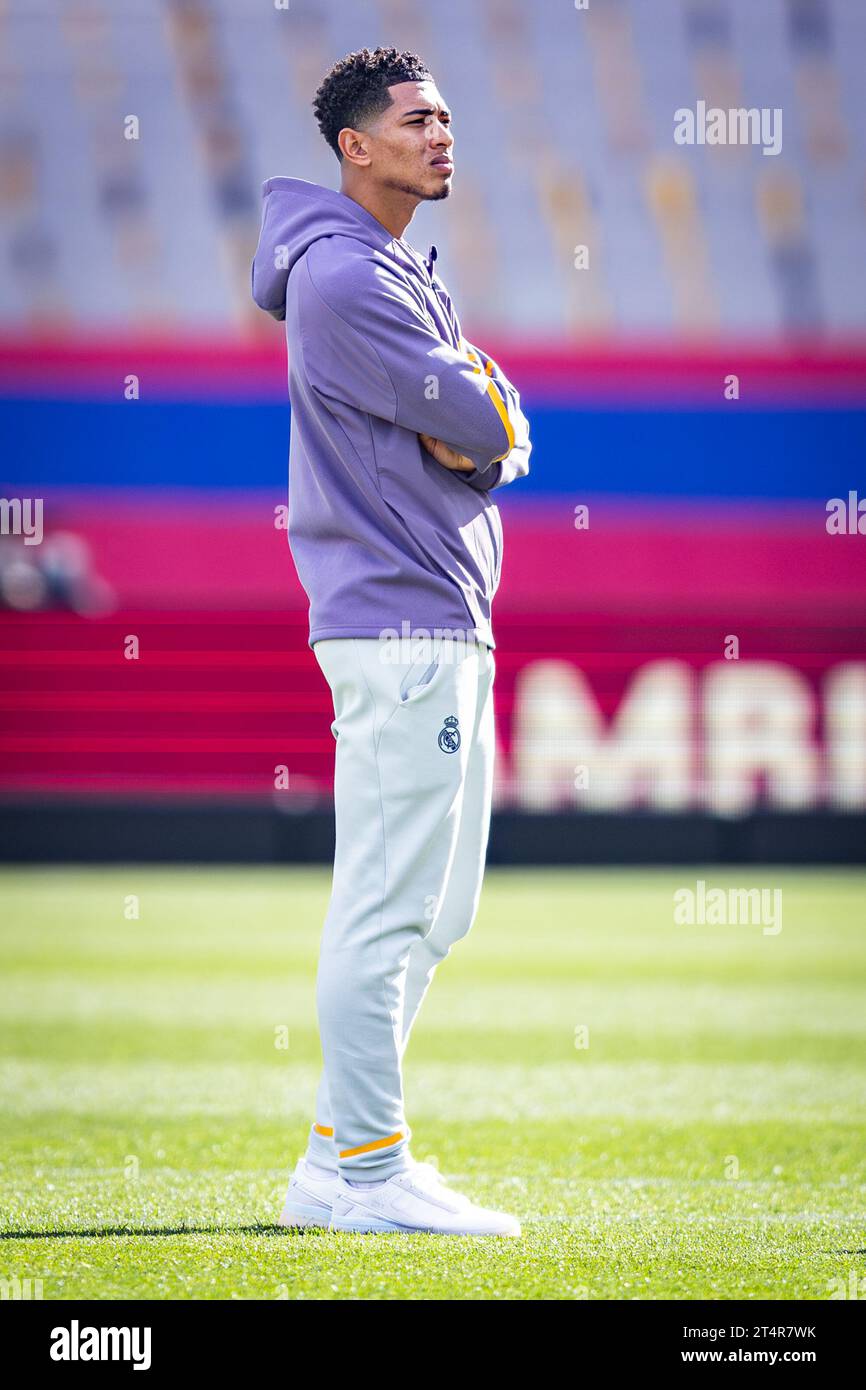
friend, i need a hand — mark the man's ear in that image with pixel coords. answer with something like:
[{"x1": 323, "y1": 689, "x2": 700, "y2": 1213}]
[{"x1": 338, "y1": 128, "x2": 371, "y2": 167}]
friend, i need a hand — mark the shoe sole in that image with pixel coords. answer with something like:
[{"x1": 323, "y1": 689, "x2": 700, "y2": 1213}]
[
  {"x1": 278, "y1": 1199, "x2": 333, "y2": 1229},
  {"x1": 329, "y1": 1215, "x2": 520, "y2": 1236}
]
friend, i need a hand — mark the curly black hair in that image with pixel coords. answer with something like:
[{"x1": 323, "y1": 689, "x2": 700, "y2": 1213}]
[{"x1": 313, "y1": 47, "x2": 432, "y2": 160}]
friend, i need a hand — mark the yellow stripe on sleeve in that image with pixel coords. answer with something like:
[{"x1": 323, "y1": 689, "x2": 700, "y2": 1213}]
[
  {"x1": 462, "y1": 340, "x2": 513, "y2": 461},
  {"x1": 485, "y1": 377, "x2": 515, "y2": 461}
]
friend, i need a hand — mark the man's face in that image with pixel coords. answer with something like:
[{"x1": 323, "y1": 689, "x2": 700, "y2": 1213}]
[{"x1": 363, "y1": 79, "x2": 454, "y2": 201}]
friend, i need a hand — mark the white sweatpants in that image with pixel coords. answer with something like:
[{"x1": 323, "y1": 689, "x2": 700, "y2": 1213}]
[{"x1": 304, "y1": 634, "x2": 496, "y2": 1179}]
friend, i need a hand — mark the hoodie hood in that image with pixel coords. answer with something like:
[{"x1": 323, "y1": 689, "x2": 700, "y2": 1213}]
[{"x1": 251, "y1": 176, "x2": 435, "y2": 322}]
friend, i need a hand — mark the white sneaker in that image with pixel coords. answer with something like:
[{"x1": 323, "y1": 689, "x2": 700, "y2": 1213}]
[
  {"x1": 278, "y1": 1158, "x2": 339, "y2": 1229},
  {"x1": 276, "y1": 1156, "x2": 441, "y2": 1229},
  {"x1": 328, "y1": 1162, "x2": 521, "y2": 1236}
]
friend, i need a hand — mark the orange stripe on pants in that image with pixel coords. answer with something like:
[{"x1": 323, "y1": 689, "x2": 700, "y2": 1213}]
[{"x1": 339, "y1": 1130, "x2": 404, "y2": 1159}]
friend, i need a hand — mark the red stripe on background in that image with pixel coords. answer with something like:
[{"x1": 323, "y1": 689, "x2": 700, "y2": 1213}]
[
  {"x1": 11, "y1": 494, "x2": 866, "y2": 611},
  {"x1": 1, "y1": 608, "x2": 863, "y2": 800},
  {"x1": 2, "y1": 335, "x2": 866, "y2": 403}
]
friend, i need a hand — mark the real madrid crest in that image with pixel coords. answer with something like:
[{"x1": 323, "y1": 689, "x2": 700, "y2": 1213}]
[{"x1": 438, "y1": 714, "x2": 461, "y2": 754}]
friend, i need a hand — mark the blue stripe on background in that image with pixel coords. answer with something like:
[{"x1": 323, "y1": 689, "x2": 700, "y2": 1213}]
[{"x1": 1, "y1": 399, "x2": 863, "y2": 497}]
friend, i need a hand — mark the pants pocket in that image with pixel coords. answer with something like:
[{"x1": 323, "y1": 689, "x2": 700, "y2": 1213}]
[{"x1": 399, "y1": 658, "x2": 441, "y2": 704}]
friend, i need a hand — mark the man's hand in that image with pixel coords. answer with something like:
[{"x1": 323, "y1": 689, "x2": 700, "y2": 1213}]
[{"x1": 419, "y1": 433, "x2": 476, "y2": 472}]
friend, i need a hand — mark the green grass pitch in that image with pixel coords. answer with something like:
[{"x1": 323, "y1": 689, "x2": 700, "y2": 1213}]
[{"x1": 1, "y1": 865, "x2": 864, "y2": 1301}]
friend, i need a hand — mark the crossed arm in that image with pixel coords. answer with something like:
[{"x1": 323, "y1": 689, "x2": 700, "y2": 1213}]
[
  {"x1": 300, "y1": 247, "x2": 532, "y2": 492},
  {"x1": 428, "y1": 338, "x2": 533, "y2": 491}
]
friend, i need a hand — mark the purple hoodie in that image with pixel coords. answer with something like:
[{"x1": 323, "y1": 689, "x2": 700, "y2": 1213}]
[{"x1": 251, "y1": 177, "x2": 531, "y2": 650}]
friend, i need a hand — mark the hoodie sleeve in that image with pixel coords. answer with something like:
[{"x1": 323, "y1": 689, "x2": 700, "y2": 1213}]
[{"x1": 299, "y1": 243, "x2": 530, "y2": 475}]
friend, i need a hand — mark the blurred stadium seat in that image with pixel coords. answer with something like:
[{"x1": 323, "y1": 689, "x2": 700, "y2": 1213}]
[{"x1": 1, "y1": 0, "x2": 864, "y2": 336}]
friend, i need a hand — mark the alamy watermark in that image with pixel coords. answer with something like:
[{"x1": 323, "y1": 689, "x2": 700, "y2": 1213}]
[
  {"x1": 50, "y1": 1321, "x2": 151, "y2": 1369},
  {"x1": 378, "y1": 622, "x2": 484, "y2": 664},
  {"x1": 1, "y1": 1273, "x2": 44, "y2": 1299},
  {"x1": 0, "y1": 496, "x2": 43, "y2": 545},
  {"x1": 826, "y1": 491, "x2": 865, "y2": 535},
  {"x1": 673, "y1": 880, "x2": 782, "y2": 935},
  {"x1": 675, "y1": 101, "x2": 782, "y2": 157}
]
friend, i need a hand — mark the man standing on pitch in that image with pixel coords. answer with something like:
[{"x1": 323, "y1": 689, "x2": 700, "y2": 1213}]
[{"x1": 252, "y1": 47, "x2": 531, "y2": 1235}]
